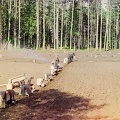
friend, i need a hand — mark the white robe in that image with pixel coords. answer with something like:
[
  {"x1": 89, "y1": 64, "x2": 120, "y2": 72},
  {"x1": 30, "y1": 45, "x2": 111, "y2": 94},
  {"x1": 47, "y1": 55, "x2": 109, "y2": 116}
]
[{"x1": 36, "y1": 78, "x2": 45, "y2": 87}]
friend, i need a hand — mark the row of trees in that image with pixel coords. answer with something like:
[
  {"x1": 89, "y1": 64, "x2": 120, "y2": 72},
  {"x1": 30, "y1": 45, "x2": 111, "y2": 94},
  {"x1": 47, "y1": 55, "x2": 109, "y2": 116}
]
[{"x1": 0, "y1": 0, "x2": 120, "y2": 50}]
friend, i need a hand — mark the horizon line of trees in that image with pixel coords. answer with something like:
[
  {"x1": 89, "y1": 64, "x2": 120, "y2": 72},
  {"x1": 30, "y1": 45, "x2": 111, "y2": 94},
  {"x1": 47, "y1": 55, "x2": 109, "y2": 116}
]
[{"x1": 0, "y1": 0, "x2": 120, "y2": 51}]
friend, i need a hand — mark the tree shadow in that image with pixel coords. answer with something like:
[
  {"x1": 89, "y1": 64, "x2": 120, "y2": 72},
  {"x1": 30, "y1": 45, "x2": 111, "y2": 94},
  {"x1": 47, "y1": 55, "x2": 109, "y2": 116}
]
[{"x1": 0, "y1": 89, "x2": 107, "y2": 120}]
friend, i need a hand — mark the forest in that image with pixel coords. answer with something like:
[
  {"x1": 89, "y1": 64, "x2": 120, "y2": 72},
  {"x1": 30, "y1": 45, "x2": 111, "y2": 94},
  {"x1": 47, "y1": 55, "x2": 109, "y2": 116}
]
[{"x1": 0, "y1": 0, "x2": 120, "y2": 51}]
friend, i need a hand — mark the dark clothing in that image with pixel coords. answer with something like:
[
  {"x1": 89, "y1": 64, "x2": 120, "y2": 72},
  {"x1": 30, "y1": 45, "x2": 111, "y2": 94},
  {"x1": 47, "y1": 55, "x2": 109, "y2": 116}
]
[{"x1": 0, "y1": 90, "x2": 15, "y2": 107}]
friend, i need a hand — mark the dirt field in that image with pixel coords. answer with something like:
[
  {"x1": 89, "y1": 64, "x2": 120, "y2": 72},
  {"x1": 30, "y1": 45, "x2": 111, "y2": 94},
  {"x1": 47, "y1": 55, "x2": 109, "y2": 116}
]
[{"x1": 0, "y1": 49, "x2": 120, "y2": 120}]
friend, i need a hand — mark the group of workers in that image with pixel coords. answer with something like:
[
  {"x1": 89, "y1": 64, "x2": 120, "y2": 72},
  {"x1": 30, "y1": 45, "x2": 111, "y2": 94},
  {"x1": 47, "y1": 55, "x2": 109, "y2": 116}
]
[{"x1": 0, "y1": 53, "x2": 76, "y2": 108}]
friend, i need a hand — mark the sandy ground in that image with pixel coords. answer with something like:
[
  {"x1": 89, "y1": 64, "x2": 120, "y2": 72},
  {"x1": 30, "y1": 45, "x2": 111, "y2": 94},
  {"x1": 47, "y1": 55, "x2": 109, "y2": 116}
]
[{"x1": 0, "y1": 49, "x2": 120, "y2": 120}]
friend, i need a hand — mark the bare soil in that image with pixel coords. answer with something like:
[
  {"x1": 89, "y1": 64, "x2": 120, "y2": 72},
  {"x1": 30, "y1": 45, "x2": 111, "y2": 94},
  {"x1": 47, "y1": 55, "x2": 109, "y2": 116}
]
[{"x1": 0, "y1": 49, "x2": 120, "y2": 120}]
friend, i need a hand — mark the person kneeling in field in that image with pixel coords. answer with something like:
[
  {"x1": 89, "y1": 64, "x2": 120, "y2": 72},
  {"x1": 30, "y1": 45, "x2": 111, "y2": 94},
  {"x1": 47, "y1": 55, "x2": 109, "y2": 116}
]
[
  {"x1": 50, "y1": 62, "x2": 58, "y2": 76},
  {"x1": 0, "y1": 89, "x2": 16, "y2": 108},
  {"x1": 72, "y1": 53, "x2": 76, "y2": 61},
  {"x1": 51, "y1": 60, "x2": 62, "y2": 73},
  {"x1": 36, "y1": 78, "x2": 46, "y2": 87},
  {"x1": 64, "y1": 57, "x2": 69, "y2": 64},
  {"x1": 67, "y1": 53, "x2": 76, "y2": 63},
  {"x1": 44, "y1": 73, "x2": 52, "y2": 81},
  {"x1": 27, "y1": 77, "x2": 34, "y2": 86},
  {"x1": 20, "y1": 84, "x2": 35, "y2": 97},
  {"x1": 55, "y1": 55, "x2": 60, "y2": 65}
]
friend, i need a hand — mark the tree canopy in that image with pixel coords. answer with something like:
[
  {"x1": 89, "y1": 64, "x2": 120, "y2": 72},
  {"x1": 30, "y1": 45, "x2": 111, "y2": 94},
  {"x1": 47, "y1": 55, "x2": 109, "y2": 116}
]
[{"x1": 0, "y1": 0, "x2": 120, "y2": 50}]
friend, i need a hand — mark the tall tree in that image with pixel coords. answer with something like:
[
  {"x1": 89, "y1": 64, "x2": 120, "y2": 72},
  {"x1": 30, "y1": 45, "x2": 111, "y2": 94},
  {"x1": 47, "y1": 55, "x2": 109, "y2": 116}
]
[
  {"x1": 99, "y1": 1, "x2": 103, "y2": 51},
  {"x1": 60, "y1": 1, "x2": 64, "y2": 50},
  {"x1": 78, "y1": 0, "x2": 83, "y2": 49},
  {"x1": 42, "y1": 0, "x2": 46, "y2": 49},
  {"x1": 53, "y1": 0, "x2": 56, "y2": 50},
  {"x1": 18, "y1": 0, "x2": 21, "y2": 48},
  {"x1": 95, "y1": 1, "x2": 99, "y2": 50},
  {"x1": 8, "y1": 0, "x2": 12, "y2": 43},
  {"x1": 14, "y1": 0, "x2": 17, "y2": 48},
  {"x1": 105, "y1": 0, "x2": 110, "y2": 50},
  {"x1": 36, "y1": 0, "x2": 39, "y2": 50},
  {"x1": 0, "y1": 1, "x2": 2, "y2": 49},
  {"x1": 70, "y1": 0, "x2": 74, "y2": 50},
  {"x1": 87, "y1": 0, "x2": 90, "y2": 51},
  {"x1": 115, "y1": 1, "x2": 120, "y2": 49},
  {"x1": 56, "y1": 0, "x2": 59, "y2": 49}
]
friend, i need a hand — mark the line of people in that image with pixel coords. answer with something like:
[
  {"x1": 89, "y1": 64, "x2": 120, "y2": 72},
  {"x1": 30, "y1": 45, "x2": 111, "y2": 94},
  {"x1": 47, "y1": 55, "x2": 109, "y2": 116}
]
[
  {"x1": 36, "y1": 55, "x2": 62, "y2": 87},
  {"x1": 36, "y1": 53, "x2": 76, "y2": 88},
  {"x1": 0, "y1": 53, "x2": 76, "y2": 108}
]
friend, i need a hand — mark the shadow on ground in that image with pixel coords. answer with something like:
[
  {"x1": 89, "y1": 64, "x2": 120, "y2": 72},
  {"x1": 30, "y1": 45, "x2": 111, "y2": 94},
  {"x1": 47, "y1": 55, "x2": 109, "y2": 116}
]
[{"x1": 0, "y1": 89, "x2": 106, "y2": 120}]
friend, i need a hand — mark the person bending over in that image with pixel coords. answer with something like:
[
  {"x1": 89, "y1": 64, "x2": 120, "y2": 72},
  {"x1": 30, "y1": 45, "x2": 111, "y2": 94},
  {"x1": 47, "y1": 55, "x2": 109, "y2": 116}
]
[
  {"x1": 0, "y1": 89, "x2": 16, "y2": 108},
  {"x1": 20, "y1": 84, "x2": 33, "y2": 96}
]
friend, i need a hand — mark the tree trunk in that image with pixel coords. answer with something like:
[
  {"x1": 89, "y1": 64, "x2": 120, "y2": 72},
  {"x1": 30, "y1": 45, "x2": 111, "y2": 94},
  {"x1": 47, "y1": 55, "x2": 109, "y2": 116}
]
[
  {"x1": 115, "y1": 10, "x2": 119, "y2": 49},
  {"x1": 56, "y1": 0, "x2": 59, "y2": 49},
  {"x1": 95, "y1": 2, "x2": 99, "y2": 51},
  {"x1": 0, "y1": 16, "x2": 2, "y2": 49},
  {"x1": 65, "y1": 21, "x2": 67, "y2": 48},
  {"x1": 0, "y1": 6, "x2": 2, "y2": 49},
  {"x1": 87, "y1": 0, "x2": 90, "y2": 51},
  {"x1": 43, "y1": 0, "x2": 45, "y2": 50},
  {"x1": 113, "y1": 11, "x2": 116, "y2": 49},
  {"x1": 99, "y1": 5, "x2": 102, "y2": 51},
  {"x1": 0, "y1": 1, "x2": 2, "y2": 49},
  {"x1": 70, "y1": 0, "x2": 74, "y2": 50},
  {"x1": 36, "y1": 0, "x2": 39, "y2": 50},
  {"x1": 60, "y1": 4, "x2": 64, "y2": 50},
  {"x1": 78, "y1": 0, "x2": 82, "y2": 49},
  {"x1": 18, "y1": 0, "x2": 21, "y2": 48},
  {"x1": 104, "y1": 31, "x2": 107, "y2": 50},
  {"x1": 8, "y1": 0, "x2": 11, "y2": 43},
  {"x1": 74, "y1": 36, "x2": 75, "y2": 51},
  {"x1": 105, "y1": 0, "x2": 110, "y2": 51},
  {"x1": 53, "y1": 0, "x2": 56, "y2": 50},
  {"x1": 108, "y1": 6, "x2": 111, "y2": 49},
  {"x1": 14, "y1": 0, "x2": 17, "y2": 49}
]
